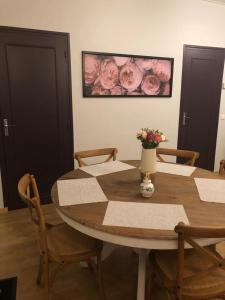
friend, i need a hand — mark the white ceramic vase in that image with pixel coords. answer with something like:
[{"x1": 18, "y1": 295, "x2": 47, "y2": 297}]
[
  {"x1": 140, "y1": 176, "x2": 155, "y2": 198},
  {"x1": 140, "y1": 148, "x2": 156, "y2": 174}
]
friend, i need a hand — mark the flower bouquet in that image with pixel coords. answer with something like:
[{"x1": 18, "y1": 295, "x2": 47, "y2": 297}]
[
  {"x1": 137, "y1": 128, "x2": 166, "y2": 149},
  {"x1": 137, "y1": 128, "x2": 166, "y2": 175}
]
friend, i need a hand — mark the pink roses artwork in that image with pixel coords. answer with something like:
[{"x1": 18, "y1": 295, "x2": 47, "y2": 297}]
[{"x1": 82, "y1": 52, "x2": 173, "y2": 97}]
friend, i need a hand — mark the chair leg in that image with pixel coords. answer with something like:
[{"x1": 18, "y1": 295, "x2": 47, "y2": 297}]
[
  {"x1": 49, "y1": 262, "x2": 65, "y2": 288},
  {"x1": 97, "y1": 254, "x2": 105, "y2": 300},
  {"x1": 43, "y1": 254, "x2": 50, "y2": 300},
  {"x1": 87, "y1": 258, "x2": 97, "y2": 273},
  {"x1": 36, "y1": 254, "x2": 44, "y2": 285}
]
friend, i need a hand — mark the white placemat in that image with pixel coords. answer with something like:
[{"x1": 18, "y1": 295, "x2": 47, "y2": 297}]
[
  {"x1": 80, "y1": 160, "x2": 135, "y2": 177},
  {"x1": 156, "y1": 162, "x2": 196, "y2": 176},
  {"x1": 194, "y1": 178, "x2": 225, "y2": 203},
  {"x1": 57, "y1": 177, "x2": 108, "y2": 206},
  {"x1": 103, "y1": 201, "x2": 189, "y2": 230}
]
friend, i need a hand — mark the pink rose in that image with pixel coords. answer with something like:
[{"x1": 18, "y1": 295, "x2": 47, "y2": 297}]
[
  {"x1": 127, "y1": 91, "x2": 143, "y2": 95},
  {"x1": 110, "y1": 85, "x2": 125, "y2": 95},
  {"x1": 147, "y1": 132, "x2": 154, "y2": 141},
  {"x1": 141, "y1": 75, "x2": 160, "y2": 95},
  {"x1": 154, "y1": 134, "x2": 162, "y2": 142},
  {"x1": 142, "y1": 131, "x2": 147, "y2": 139},
  {"x1": 119, "y1": 63, "x2": 143, "y2": 92},
  {"x1": 135, "y1": 59, "x2": 158, "y2": 72},
  {"x1": 99, "y1": 59, "x2": 119, "y2": 89},
  {"x1": 154, "y1": 60, "x2": 171, "y2": 82},
  {"x1": 113, "y1": 56, "x2": 131, "y2": 66},
  {"x1": 84, "y1": 55, "x2": 100, "y2": 85},
  {"x1": 161, "y1": 134, "x2": 166, "y2": 141},
  {"x1": 91, "y1": 84, "x2": 109, "y2": 95},
  {"x1": 162, "y1": 83, "x2": 170, "y2": 95}
]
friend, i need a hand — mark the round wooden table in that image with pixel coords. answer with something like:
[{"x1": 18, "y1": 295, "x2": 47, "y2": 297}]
[{"x1": 51, "y1": 161, "x2": 225, "y2": 300}]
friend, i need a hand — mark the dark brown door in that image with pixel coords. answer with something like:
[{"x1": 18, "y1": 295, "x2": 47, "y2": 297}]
[
  {"x1": 178, "y1": 45, "x2": 224, "y2": 170},
  {"x1": 0, "y1": 27, "x2": 74, "y2": 210}
]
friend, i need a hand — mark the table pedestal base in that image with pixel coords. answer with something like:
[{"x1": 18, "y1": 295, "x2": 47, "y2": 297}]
[
  {"x1": 102, "y1": 245, "x2": 150, "y2": 300},
  {"x1": 136, "y1": 249, "x2": 150, "y2": 300}
]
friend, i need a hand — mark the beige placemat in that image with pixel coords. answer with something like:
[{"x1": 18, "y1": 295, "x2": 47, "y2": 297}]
[
  {"x1": 156, "y1": 162, "x2": 196, "y2": 176},
  {"x1": 194, "y1": 178, "x2": 225, "y2": 203},
  {"x1": 80, "y1": 160, "x2": 135, "y2": 176},
  {"x1": 57, "y1": 177, "x2": 108, "y2": 206},
  {"x1": 103, "y1": 201, "x2": 189, "y2": 230}
]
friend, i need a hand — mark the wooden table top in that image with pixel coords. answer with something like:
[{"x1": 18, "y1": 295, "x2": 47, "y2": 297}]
[{"x1": 51, "y1": 161, "x2": 225, "y2": 241}]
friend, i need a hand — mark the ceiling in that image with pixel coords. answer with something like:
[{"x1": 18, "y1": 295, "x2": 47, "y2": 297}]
[{"x1": 202, "y1": 0, "x2": 225, "y2": 5}]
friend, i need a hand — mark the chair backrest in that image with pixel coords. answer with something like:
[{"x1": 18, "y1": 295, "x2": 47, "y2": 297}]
[
  {"x1": 74, "y1": 147, "x2": 118, "y2": 167},
  {"x1": 174, "y1": 222, "x2": 225, "y2": 299},
  {"x1": 219, "y1": 160, "x2": 225, "y2": 175},
  {"x1": 18, "y1": 174, "x2": 47, "y2": 253},
  {"x1": 156, "y1": 148, "x2": 199, "y2": 166}
]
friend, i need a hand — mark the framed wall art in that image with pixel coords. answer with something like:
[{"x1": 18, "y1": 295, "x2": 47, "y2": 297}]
[{"x1": 82, "y1": 51, "x2": 174, "y2": 97}]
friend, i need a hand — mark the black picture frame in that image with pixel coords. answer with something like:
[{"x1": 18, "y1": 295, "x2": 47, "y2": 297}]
[{"x1": 82, "y1": 51, "x2": 174, "y2": 97}]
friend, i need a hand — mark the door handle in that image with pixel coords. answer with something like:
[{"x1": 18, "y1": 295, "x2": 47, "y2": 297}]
[
  {"x1": 3, "y1": 118, "x2": 15, "y2": 136},
  {"x1": 182, "y1": 112, "x2": 190, "y2": 126}
]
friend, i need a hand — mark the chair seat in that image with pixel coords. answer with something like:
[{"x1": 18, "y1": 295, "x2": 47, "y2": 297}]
[
  {"x1": 45, "y1": 214, "x2": 64, "y2": 227},
  {"x1": 46, "y1": 223, "x2": 102, "y2": 262},
  {"x1": 154, "y1": 249, "x2": 225, "y2": 299},
  {"x1": 182, "y1": 268, "x2": 225, "y2": 299}
]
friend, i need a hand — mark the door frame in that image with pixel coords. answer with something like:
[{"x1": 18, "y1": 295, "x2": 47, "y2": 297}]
[
  {"x1": 177, "y1": 44, "x2": 225, "y2": 170},
  {"x1": 0, "y1": 26, "x2": 74, "y2": 208}
]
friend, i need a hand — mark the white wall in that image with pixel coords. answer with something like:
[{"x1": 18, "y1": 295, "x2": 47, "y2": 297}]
[
  {"x1": 0, "y1": 0, "x2": 225, "y2": 206},
  {"x1": 215, "y1": 65, "x2": 225, "y2": 171}
]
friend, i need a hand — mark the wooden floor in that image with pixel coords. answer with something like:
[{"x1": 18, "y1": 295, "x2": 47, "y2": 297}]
[
  {"x1": 1, "y1": 204, "x2": 225, "y2": 300},
  {"x1": 0, "y1": 204, "x2": 139, "y2": 300}
]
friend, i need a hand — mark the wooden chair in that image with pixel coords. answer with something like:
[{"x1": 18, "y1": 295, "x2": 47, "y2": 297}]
[
  {"x1": 17, "y1": 174, "x2": 62, "y2": 227},
  {"x1": 156, "y1": 148, "x2": 200, "y2": 166},
  {"x1": 219, "y1": 160, "x2": 225, "y2": 175},
  {"x1": 74, "y1": 147, "x2": 118, "y2": 167},
  {"x1": 151, "y1": 222, "x2": 225, "y2": 300},
  {"x1": 18, "y1": 174, "x2": 105, "y2": 300}
]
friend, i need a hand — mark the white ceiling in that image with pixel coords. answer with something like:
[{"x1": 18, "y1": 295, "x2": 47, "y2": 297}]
[{"x1": 202, "y1": 0, "x2": 225, "y2": 5}]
